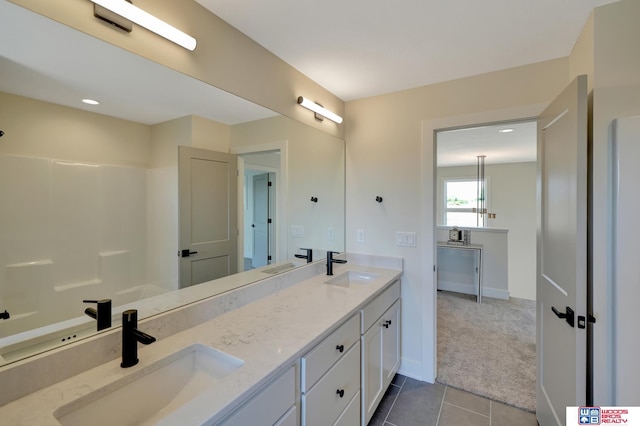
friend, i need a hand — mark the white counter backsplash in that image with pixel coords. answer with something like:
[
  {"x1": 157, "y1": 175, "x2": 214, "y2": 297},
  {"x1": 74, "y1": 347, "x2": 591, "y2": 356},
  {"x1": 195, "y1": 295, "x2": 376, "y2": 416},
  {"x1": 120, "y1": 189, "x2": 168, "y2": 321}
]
[{"x1": 0, "y1": 253, "x2": 402, "y2": 416}]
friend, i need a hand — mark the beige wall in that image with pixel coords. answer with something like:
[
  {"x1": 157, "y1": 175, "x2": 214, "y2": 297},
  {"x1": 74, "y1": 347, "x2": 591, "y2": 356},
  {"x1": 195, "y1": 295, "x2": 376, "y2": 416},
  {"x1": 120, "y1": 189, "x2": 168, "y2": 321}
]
[
  {"x1": 345, "y1": 58, "x2": 569, "y2": 379},
  {"x1": 8, "y1": 0, "x2": 344, "y2": 139},
  {"x1": 569, "y1": 13, "x2": 594, "y2": 93},
  {"x1": 231, "y1": 115, "x2": 346, "y2": 257},
  {"x1": 437, "y1": 162, "x2": 537, "y2": 300},
  {"x1": 0, "y1": 91, "x2": 151, "y2": 167}
]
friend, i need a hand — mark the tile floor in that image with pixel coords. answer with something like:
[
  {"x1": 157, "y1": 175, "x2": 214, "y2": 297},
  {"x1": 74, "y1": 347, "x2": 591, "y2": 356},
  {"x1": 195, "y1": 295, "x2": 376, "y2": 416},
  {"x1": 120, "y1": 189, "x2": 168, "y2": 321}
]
[{"x1": 369, "y1": 374, "x2": 538, "y2": 426}]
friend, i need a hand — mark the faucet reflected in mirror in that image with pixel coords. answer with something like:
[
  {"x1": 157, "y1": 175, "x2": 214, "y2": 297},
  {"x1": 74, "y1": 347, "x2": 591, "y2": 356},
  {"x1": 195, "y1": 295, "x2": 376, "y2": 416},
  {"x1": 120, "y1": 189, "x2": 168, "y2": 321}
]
[
  {"x1": 294, "y1": 248, "x2": 313, "y2": 263},
  {"x1": 83, "y1": 299, "x2": 112, "y2": 331},
  {"x1": 121, "y1": 309, "x2": 156, "y2": 368}
]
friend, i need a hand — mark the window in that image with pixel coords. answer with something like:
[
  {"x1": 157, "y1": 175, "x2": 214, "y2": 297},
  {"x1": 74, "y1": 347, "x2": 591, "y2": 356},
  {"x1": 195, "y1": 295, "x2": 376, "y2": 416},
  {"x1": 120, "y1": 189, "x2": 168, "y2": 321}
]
[{"x1": 442, "y1": 178, "x2": 488, "y2": 227}]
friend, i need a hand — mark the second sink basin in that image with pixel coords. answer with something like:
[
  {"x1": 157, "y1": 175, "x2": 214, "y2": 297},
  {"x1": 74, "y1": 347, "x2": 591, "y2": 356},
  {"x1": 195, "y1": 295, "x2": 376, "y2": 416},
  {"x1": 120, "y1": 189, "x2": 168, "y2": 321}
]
[
  {"x1": 325, "y1": 271, "x2": 379, "y2": 287},
  {"x1": 54, "y1": 343, "x2": 244, "y2": 426}
]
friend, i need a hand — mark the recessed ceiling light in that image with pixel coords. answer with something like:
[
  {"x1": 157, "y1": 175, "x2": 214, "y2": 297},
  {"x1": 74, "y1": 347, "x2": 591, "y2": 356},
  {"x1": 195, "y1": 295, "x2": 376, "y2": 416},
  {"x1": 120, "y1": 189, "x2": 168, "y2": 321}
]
[
  {"x1": 82, "y1": 99, "x2": 100, "y2": 105},
  {"x1": 499, "y1": 128, "x2": 514, "y2": 133}
]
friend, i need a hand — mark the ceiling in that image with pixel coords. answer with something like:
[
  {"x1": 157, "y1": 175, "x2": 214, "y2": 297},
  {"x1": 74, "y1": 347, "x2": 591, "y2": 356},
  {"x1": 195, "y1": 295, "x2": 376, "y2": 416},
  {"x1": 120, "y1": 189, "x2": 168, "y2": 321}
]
[
  {"x1": 437, "y1": 121, "x2": 537, "y2": 167},
  {"x1": 197, "y1": 0, "x2": 619, "y2": 102},
  {"x1": 0, "y1": 1, "x2": 276, "y2": 125}
]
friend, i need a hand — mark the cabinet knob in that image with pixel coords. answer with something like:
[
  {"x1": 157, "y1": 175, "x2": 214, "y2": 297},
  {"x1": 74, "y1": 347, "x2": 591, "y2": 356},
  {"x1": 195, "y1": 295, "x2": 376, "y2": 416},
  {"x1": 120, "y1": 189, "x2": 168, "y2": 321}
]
[
  {"x1": 335, "y1": 344, "x2": 344, "y2": 353},
  {"x1": 336, "y1": 389, "x2": 345, "y2": 398}
]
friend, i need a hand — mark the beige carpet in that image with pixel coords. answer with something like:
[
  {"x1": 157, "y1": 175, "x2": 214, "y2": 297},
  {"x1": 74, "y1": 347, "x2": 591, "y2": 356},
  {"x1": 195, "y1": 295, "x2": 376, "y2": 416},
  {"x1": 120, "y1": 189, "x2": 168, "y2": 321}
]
[{"x1": 436, "y1": 290, "x2": 536, "y2": 412}]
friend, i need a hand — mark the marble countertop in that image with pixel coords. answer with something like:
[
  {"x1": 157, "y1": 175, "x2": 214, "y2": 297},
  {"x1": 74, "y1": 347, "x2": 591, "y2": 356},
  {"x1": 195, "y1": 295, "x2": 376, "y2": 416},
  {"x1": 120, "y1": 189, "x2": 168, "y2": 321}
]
[{"x1": 0, "y1": 261, "x2": 401, "y2": 425}]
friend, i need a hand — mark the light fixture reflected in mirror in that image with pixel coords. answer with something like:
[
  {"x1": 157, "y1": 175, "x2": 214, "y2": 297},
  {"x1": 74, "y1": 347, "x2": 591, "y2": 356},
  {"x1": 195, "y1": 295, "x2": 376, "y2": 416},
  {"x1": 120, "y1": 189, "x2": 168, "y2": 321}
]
[
  {"x1": 297, "y1": 96, "x2": 343, "y2": 124},
  {"x1": 89, "y1": 0, "x2": 197, "y2": 51}
]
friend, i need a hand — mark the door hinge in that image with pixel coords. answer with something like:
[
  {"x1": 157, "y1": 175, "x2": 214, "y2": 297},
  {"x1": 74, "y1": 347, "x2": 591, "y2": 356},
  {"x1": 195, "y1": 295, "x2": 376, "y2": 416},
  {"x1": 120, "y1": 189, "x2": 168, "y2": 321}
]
[
  {"x1": 268, "y1": 255, "x2": 272, "y2": 261},
  {"x1": 268, "y1": 181, "x2": 272, "y2": 186},
  {"x1": 268, "y1": 218, "x2": 272, "y2": 223},
  {"x1": 578, "y1": 314, "x2": 596, "y2": 329}
]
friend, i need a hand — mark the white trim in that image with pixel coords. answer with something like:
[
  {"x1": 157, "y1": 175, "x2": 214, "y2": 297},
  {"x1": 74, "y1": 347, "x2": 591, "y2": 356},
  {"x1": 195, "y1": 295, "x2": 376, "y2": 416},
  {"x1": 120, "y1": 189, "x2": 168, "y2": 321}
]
[
  {"x1": 231, "y1": 141, "x2": 289, "y2": 264},
  {"x1": 437, "y1": 282, "x2": 509, "y2": 300},
  {"x1": 421, "y1": 103, "x2": 546, "y2": 384}
]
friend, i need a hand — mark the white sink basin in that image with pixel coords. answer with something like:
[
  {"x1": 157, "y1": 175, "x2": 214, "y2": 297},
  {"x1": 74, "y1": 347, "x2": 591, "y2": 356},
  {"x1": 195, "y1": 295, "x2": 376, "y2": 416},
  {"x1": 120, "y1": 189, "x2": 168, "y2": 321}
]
[
  {"x1": 324, "y1": 271, "x2": 379, "y2": 287},
  {"x1": 54, "y1": 344, "x2": 244, "y2": 426}
]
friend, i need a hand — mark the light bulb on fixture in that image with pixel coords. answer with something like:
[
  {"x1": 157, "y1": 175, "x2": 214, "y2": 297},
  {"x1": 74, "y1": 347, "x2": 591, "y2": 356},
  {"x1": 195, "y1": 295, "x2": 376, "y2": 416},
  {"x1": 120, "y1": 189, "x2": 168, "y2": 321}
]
[
  {"x1": 89, "y1": 0, "x2": 197, "y2": 51},
  {"x1": 499, "y1": 128, "x2": 514, "y2": 133},
  {"x1": 82, "y1": 98, "x2": 100, "y2": 105},
  {"x1": 297, "y1": 96, "x2": 343, "y2": 124}
]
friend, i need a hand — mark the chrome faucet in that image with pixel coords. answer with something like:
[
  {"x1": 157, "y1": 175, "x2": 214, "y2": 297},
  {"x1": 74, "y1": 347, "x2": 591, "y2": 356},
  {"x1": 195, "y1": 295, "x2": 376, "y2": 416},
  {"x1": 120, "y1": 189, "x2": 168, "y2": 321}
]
[
  {"x1": 83, "y1": 299, "x2": 112, "y2": 331},
  {"x1": 121, "y1": 309, "x2": 156, "y2": 368},
  {"x1": 294, "y1": 248, "x2": 313, "y2": 263},
  {"x1": 326, "y1": 251, "x2": 347, "y2": 276}
]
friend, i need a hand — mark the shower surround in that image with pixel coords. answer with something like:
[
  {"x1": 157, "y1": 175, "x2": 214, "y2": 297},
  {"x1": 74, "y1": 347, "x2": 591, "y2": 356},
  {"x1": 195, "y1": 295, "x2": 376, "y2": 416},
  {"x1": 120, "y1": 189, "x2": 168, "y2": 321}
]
[{"x1": 0, "y1": 154, "x2": 177, "y2": 338}]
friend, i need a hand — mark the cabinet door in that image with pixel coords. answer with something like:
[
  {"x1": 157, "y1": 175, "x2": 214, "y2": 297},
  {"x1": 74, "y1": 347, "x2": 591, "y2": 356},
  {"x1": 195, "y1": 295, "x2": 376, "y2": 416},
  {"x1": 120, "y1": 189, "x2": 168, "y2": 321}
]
[
  {"x1": 362, "y1": 321, "x2": 384, "y2": 425},
  {"x1": 219, "y1": 366, "x2": 296, "y2": 426},
  {"x1": 382, "y1": 300, "x2": 401, "y2": 388}
]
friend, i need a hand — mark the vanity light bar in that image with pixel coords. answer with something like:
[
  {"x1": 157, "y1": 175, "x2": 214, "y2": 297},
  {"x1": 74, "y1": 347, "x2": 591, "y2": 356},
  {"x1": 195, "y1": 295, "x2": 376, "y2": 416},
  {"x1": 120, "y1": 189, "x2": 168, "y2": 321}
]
[
  {"x1": 297, "y1": 96, "x2": 343, "y2": 124},
  {"x1": 89, "y1": 0, "x2": 197, "y2": 51}
]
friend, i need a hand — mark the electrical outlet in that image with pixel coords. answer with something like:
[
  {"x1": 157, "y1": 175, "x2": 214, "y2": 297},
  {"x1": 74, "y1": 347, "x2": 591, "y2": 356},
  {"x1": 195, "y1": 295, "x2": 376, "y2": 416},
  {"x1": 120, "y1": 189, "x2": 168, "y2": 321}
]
[
  {"x1": 327, "y1": 227, "x2": 335, "y2": 241},
  {"x1": 357, "y1": 229, "x2": 365, "y2": 243}
]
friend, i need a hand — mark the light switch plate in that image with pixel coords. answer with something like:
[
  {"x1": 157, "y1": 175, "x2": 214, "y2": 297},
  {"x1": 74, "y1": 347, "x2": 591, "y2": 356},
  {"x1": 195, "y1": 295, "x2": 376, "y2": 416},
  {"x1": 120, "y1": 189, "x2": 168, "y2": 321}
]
[
  {"x1": 395, "y1": 231, "x2": 417, "y2": 247},
  {"x1": 290, "y1": 225, "x2": 304, "y2": 238},
  {"x1": 357, "y1": 229, "x2": 365, "y2": 243}
]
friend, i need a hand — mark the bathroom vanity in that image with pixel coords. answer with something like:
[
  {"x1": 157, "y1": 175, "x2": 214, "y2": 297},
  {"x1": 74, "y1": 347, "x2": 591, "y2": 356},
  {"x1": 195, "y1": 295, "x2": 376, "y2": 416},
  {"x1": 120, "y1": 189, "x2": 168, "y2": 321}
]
[{"x1": 0, "y1": 254, "x2": 402, "y2": 425}]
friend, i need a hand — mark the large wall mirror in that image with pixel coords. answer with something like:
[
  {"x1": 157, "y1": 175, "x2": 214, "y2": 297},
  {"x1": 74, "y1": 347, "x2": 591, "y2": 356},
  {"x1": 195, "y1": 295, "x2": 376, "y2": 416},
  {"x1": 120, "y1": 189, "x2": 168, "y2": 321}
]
[{"x1": 0, "y1": 2, "x2": 345, "y2": 365}]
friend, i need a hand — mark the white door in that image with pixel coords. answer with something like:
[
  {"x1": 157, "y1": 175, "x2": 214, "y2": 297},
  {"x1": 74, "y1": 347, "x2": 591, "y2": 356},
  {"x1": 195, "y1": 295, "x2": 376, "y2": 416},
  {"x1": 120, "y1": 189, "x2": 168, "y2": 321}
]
[
  {"x1": 536, "y1": 75, "x2": 588, "y2": 425},
  {"x1": 251, "y1": 173, "x2": 269, "y2": 268},
  {"x1": 610, "y1": 116, "x2": 640, "y2": 405},
  {"x1": 178, "y1": 146, "x2": 237, "y2": 288},
  {"x1": 362, "y1": 324, "x2": 384, "y2": 425}
]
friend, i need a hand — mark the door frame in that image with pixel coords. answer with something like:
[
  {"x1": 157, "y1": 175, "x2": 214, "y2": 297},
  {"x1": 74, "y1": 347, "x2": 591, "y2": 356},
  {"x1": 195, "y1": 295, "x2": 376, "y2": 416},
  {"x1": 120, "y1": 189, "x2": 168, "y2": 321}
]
[
  {"x1": 420, "y1": 103, "x2": 547, "y2": 382},
  {"x1": 245, "y1": 168, "x2": 277, "y2": 267},
  {"x1": 232, "y1": 141, "x2": 288, "y2": 268}
]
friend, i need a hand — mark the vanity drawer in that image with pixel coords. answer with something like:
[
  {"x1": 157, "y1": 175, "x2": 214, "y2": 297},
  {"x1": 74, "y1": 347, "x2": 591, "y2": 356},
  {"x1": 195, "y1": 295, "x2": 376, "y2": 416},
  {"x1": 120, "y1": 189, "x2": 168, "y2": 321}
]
[
  {"x1": 220, "y1": 366, "x2": 296, "y2": 426},
  {"x1": 361, "y1": 280, "x2": 400, "y2": 332},
  {"x1": 301, "y1": 313, "x2": 360, "y2": 391},
  {"x1": 303, "y1": 341, "x2": 360, "y2": 426},
  {"x1": 333, "y1": 391, "x2": 360, "y2": 426}
]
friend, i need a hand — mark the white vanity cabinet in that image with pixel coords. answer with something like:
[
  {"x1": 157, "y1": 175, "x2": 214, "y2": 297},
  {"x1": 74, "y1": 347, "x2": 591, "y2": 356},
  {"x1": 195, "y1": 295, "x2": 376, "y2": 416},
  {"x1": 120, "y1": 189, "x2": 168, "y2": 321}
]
[
  {"x1": 361, "y1": 280, "x2": 401, "y2": 425},
  {"x1": 301, "y1": 313, "x2": 361, "y2": 426},
  {"x1": 218, "y1": 366, "x2": 298, "y2": 426}
]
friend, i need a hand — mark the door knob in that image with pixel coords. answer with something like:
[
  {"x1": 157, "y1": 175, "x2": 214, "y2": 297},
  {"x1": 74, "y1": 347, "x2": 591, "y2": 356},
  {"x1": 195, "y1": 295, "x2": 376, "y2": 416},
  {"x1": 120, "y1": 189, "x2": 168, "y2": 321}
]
[
  {"x1": 551, "y1": 306, "x2": 575, "y2": 328},
  {"x1": 180, "y1": 249, "x2": 198, "y2": 257}
]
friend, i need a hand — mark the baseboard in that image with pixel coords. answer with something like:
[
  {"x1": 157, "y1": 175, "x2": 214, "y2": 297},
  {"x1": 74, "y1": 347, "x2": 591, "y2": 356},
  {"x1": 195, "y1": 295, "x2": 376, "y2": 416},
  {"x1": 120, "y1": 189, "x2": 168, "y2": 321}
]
[
  {"x1": 437, "y1": 282, "x2": 509, "y2": 300},
  {"x1": 398, "y1": 357, "x2": 424, "y2": 382}
]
